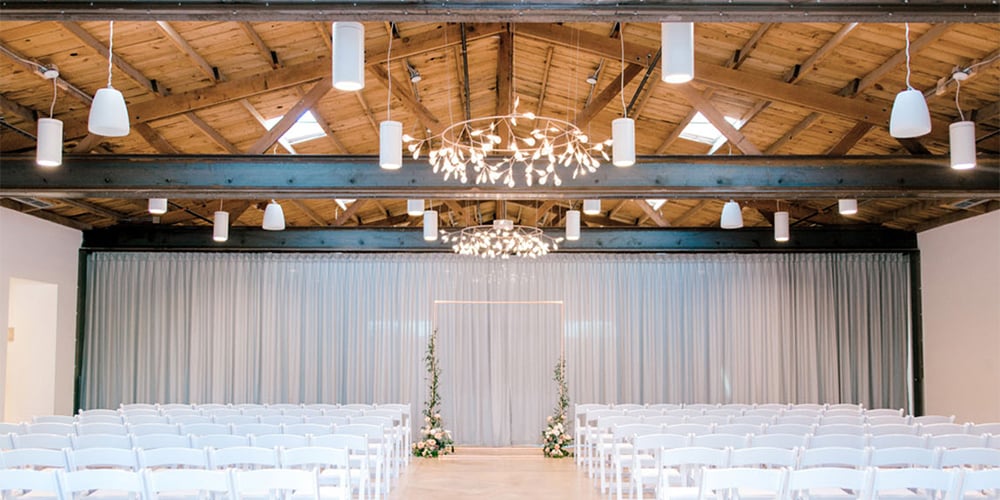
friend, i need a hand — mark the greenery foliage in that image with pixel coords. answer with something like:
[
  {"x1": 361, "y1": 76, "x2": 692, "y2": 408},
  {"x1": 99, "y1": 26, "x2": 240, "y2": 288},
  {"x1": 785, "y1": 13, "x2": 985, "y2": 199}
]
[
  {"x1": 542, "y1": 356, "x2": 573, "y2": 458},
  {"x1": 413, "y1": 330, "x2": 455, "y2": 458}
]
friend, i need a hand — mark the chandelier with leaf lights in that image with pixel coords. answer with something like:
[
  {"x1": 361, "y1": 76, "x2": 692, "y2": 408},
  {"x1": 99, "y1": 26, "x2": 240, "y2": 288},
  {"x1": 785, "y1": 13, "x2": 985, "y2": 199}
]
[
  {"x1": 403, "y1": 97, "x2": 611, "y2": 188},
  {"x1": 440, "y1": 218, "x2": 563, "y2": 259}
]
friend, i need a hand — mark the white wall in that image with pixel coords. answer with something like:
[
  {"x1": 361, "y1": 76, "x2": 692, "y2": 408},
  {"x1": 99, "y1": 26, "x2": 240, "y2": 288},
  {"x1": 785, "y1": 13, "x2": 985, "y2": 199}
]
[
  {"x1": 0, "y1": 207, "x2": 82, "y2": 418},
  {"x1": 919, "y1": 210, "x2": 1000, "y2": 423}
]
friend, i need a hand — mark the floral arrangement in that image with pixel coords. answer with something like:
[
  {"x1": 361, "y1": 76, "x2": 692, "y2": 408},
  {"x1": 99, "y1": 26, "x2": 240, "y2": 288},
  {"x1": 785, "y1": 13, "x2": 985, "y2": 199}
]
[
  {"x1": 542, "y1": 356, "x2": 573, "y2": 458},
  {"x1": 413, "y1": 330, "x2": 455, "y2": 458}
]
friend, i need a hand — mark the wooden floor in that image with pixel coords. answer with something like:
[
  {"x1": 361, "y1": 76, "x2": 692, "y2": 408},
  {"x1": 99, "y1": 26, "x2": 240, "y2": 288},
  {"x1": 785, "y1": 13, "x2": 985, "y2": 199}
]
[{"x1": 389, "y1": 447, "x2": 603, "y2": 499}]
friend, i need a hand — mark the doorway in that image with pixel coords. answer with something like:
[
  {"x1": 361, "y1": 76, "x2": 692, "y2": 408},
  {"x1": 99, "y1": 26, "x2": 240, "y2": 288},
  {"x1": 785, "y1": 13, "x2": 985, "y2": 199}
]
[{"x1": 5, "y1": 278, "x2": 59, "y2": 421}]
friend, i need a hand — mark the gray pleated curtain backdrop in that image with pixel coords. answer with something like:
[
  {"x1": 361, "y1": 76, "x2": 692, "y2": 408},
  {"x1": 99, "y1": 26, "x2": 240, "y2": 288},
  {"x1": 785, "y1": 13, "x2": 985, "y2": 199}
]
[{"x1": 82, "y1": 252, "x2": 911, "y2": 446}]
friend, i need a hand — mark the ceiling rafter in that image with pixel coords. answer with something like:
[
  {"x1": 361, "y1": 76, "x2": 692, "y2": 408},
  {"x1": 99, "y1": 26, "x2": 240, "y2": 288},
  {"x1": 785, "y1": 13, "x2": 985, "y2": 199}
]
[
  {"x1": 534, "y1": 46, "x2": 556, "y2": 117},
  {"x1": 676, "y1": 85, "x2": 762, "y2": 155},
  {"x1": 0, "y1": 198, "x2": 93, "y2": 230},
  {"x1": 239, "y1": 22, "x2": 279, "y2": 69},
  {"x1": 334, "y1": 199, "x2": 366, "y2": 226},
  {"x1": 910, "y1": 201, "x2": 1000, "y2": 232},
  {"x1": 671, "y1": 200, "x2": 711, "y2": 227},
  {"x1": 291, "y1": 200, "x2": 329, "y2": 226},
  {"x1": 634, "y1": 199, "x2": 670, "y2": 227},
  {"x1": 246, "y1": 77, "x2": 333, "y2": 154},
  {"x1": 369, "y1": 64, "x2": 443, "y2": 135},
  {"x1": 574, "y1": 63, "x2": 643, "y2": 128}
]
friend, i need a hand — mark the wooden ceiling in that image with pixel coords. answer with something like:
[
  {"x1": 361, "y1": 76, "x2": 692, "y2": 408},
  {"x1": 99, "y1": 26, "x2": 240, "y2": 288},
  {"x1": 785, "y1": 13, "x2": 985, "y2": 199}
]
[{"x1": 1, "y1": 6, "x2": 998, "y2": 237}]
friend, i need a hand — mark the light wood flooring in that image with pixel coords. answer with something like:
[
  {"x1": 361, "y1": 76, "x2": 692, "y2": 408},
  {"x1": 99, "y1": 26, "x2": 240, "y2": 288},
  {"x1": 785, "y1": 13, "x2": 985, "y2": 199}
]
[{"x1": 389, "y1": 447, "x2": 603, "y2": 499}]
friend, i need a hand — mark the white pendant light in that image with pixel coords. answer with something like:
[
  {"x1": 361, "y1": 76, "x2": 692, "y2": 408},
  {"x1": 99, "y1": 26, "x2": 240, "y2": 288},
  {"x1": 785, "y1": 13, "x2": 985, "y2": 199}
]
[
  {"x1": 213, "y1": 211, "x2": 229, "y2": 242},
  {"x1": 612, "y1": 117, "x2": 635, "y2": 167},
  {"x1": 774, "y1": 211, "x2": 790, "y2": 242},
  {"x1": 661, "y1": 22, "x2": 695, "y2": 84},
  {"x1": 407, "y1": 199, "x2": 425, "y2": 216},
  {"x1": 88, "y1": 21, "x2": 130, "y2": 137},
  {"x1": 148, "y1": 198, "x2": 168, "y2": 215},
  {"x1": 423, "y1": 209, "x2": 438, "y2": 241},
  {"x1": 566, "y1": 209, "x2": 581, "y2": 241},
  {"x1": 331, "y1": 22, "x2": 364, "y2": 91},
  {"x1": 838, "y1": 199, "x2": 858, "y2": 215},
  {"x1": 263, "y1": 200, "x2": 285, "y2": 230},
  {"x1": 582, "y1": 199, "x2": 601, "y2": 215},
  {"x1": 36, "y1": 118, "x2": 63, "y2": 167},
  {"x1": 950, "y1": 121, "x2": 976, "y2": 170},
  {"x1": 720, "y1": 200, "x2": 743, "y2": 229},
  {"x1": 380, "y1": 120, "x2": 403, "y2": 169},
  {"x1": 889, "y1": 23, "x2": 930, "y2": 139}
]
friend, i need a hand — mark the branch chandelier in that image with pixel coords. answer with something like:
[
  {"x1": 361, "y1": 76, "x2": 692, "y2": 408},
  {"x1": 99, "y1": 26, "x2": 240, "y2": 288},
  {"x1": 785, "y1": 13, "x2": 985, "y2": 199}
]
[
  {"x1": 402, "y1": 98, "x2": 609, "y2": 188},
  {"x1": 440, "y1": 217, "x2": 564, "y2": 259}
]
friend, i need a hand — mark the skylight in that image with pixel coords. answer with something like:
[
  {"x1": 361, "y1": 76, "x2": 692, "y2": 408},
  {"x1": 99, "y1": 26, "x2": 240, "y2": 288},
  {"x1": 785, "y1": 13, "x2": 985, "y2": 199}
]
[
  {"x1": 264, "y1": 111, "x2": 326, "y2": 145},
  {"x1": 680, "y1": 112, "x2": 741, "y2": 145}
]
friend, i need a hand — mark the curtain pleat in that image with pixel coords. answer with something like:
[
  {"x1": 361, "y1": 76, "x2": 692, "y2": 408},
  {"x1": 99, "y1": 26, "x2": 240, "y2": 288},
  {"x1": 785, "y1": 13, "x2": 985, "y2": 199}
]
[{"x1": 82, "y1": 252, "x2": 911, "y2": 445}]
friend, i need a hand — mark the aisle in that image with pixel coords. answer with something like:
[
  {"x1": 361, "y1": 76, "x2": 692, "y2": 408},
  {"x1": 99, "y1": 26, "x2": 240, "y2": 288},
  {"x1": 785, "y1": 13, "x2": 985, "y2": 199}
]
[{"x1": 389, "y1": 447, "x2": 602, "y2": 500}]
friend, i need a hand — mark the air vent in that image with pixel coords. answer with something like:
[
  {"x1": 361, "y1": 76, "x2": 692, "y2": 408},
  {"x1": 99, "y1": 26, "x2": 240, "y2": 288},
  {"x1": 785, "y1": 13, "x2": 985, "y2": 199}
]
[
  {"x1": 9, "y1": 197, "x2": 54, "y2": 209},
  {"x1": 949, "y1": 199, "x2": 987, "y2": 210}
]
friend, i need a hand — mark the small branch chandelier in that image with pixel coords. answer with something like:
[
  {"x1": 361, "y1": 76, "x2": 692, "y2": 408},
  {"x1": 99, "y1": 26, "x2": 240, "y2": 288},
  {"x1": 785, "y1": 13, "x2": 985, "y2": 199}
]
[
  {"x1": 403, "y1": 97, "x2": 610, "y2": 188},
  {"x1": 441, "y1": 218, "x2": 563, "y2": 259}
]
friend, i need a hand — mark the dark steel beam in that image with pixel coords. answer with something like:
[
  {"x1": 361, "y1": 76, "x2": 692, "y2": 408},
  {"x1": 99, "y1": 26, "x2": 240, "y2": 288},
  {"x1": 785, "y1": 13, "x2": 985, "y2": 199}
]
[
  {"x1": 1, "y1": 1, "x2": 996, "y2": 23},
  {"x1": 82, "y1": 226, "x2": 918, "y2": 252},
  {"x1": 2, "y1": 155, "x2": 998, "y2": 200}
]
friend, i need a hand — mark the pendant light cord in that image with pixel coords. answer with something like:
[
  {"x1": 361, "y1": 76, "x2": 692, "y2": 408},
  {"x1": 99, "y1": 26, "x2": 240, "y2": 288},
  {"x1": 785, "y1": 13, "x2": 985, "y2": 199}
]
[
  {"x1": 107, "y1": 20, "x2": 115, "y2": 88},
  {"x1": 955, "y1": 79, "x2": 965, "y2": 121},
  {"x1": 619, "y1": 23, "x2": 627, "y2": 118},
  {"x1": 903, "y1": 22, "x2": 913, "y2": 91},
  {"x1": 49, "y1": 77, "x2": 57, "y2": 118},
  {"x1": 386, "y1": 24, "x2": 393, "y2": 121}
]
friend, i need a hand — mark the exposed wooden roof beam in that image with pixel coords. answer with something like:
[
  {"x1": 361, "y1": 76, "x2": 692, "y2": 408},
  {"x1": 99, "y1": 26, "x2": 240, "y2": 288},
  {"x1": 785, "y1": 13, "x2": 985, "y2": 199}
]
[
  {"x1": 534, "y1": 46, "x2": 555, "y2": 117},
  {"x1": 496, "y1": 24, "x2": 514, "y2": 116},
  {"x1": 827, "y1": 122, "x2": 875, "y2": 156},
  {"x1": 872, "y1": 199, "x2": 946, "y2": 225},
  {"x1": 291, "y1": 199, "x2": 329, "y2": 226},
  {"x1": 334, "y1": 199, "x2": 366, "y2": 226},
  {"x1": 240, "y1": 100, "x2": 296, "y2": 154},
  {"x1": 354, "y1": 92, "x2": 381, "y2": 136},
  {"x1": 676, "y1": 85, "x2": 762, "y2": 155},
  {"x1": 574, "y1": 63, "x2": 643, "y2": 128},
  {"x1": 246, "y1": 77, "x2": 333, "y2": 154},
  {"x1": 156, "y1": 21, "x2": 218, "y2": 82},
  {"x1": 369, "y1": 64, "x2": 443, "y2": 135},
  {"x1": 672, "y1": 200, "x2": 710, "y2": 227},
  {"x1": 59, "y1": 198, "x2": 130, "y2": 222},
  {"x1": 634, "y1": 199, "x2": 670, "y2": 227},
  {"x1": 185, "y1": 112, "x2": 241, "y2": 154},
  {"x1": 910, "y1": 201, "x2": 1000, "y2": 232},
  {"x1": 239, "y1": 22, "x2": 279, "y2": 69},
  {"x1": 0, "y1": 198, "x2": 93, "y2": 231}
]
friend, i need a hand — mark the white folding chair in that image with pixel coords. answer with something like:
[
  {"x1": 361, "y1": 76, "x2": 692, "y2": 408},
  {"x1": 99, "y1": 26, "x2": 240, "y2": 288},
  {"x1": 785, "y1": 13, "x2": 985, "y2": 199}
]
[
  {"x1": 730, "y1": 415, "x2": 774, "y2": 426},
  {"x1": 266, "y1": 403, "x2": 302, "y2": 411},
  {"x1": 76, "y1": 415, "x2": 124, "y2": 425},
  {"x1": 2, "y1": 448, "x2": 69, "y2": 470},
  {"x1": 657, "y1": 447, "x2": 731, "y2": 500},
  {"x1": 870, "y1": 434, "x2": 928, "y2": 449},
  {"x1": 158, "y1": 403, "x2": 195, "y2": 412},
  {"x1": 954, "y1": 468, "x2": 1000, "y2": 499},
  {"x1": 866, "y1": 409, "x2": 904, "y2": 418},
  {"x1": 143, "y1": 468, "x2": 231, "y2": 499},
  {"x1": 123, "y1": 414, "x2": 169, "y2": 425},
  {"x1": 786, "y1": 466, "x2": 872, "y2": 500},
  {"x1": 798, "y1": 447, "x2": 869, "y2": 469},
  {"x1": 59, "y1": 468, "x2": 146, "y2": 499},
  {"x1": 928, "y1": 434, "x2": 989, "y2": 449},
  {"x1": 868, "y1": 416, "x2": 912, "y2": 427},
  {"x1": 971, "y1": 423, "x2": 1000, "y2": 435},
  {"x1": 181, "y1": 423, "x2": 230, "y2": 436},
  {"x1": 751, "y1": 433, "x2": 808, "y2": 449},
  {"x1": 67, "y1": 447, "x2": 139, "y2": 471},
  {"x1": 0, "y1": 469, "x2": 62, "y2": 499},
  {"x1": 284, "y1": 423, "x2": 335, "y2": 436},
  {"x1": 120, "y1": 403, "x2": 157, "y2": 412},
  {"x1": 809, "y1": 434, "x2": 869, "y2": 449},
  {"x1": 581, "y1": 409, "x2": 626, "y2": 472},
  {"x1": 12, "y1": 433, "x2": 72, "y2": 450},
  {"x1": 71, "y1": 433, "x2": 132, "y2": 449},
  {"x1": 168, "y1": 415, "x2": 213, "y2": 425},
  {"x1": 692, "y1": 434, "x2": 750, "y2": 450},
  {"x1": 33, "y1": 415, "x2": 75, "y2": 424},
  {"x1": 193, "y1": 434, "x2": 250, "y2": 449},
  {"x1": 728, "y1": 446, "x2": 798, "y2": 468},
  {"x1": 920, "y1": 423, "x2": 970, "y2": 436},
  {"x1": 230, "y1": 468, "x2": 319, "y2": 500},
  {"x1": 335, "y1": 423, "x2": 389, "y2": 499},
  {"x1": 76, "y1": 422, "x2": 128, "y2": 435},
  {"x1": 250, "y1": 433, "x2": 309, "y2": 449},
  {"x1": 131, "y1": 432, "x2": 192, "y2": 449},
  {"x1": 259, "y1": 415, "x2": 303, "y2": 425},
  {"x1": 815, "y1": 424, "x2": 867, "y2": 436},
  {"x1": 304, "y1": 404, "x2": 340, "y2": 412},
  {"x1": 715, "y1": 423, "x2": 764, "y2": 436},
  {"x1": 26, "y1": 423, "x2": 75, "y2": 435},
  {"x1": 664, "y1": 424, "x2": 714, "y2": 437},
  {"x1": 213, "y1": 415, "x2": 257, "y2": 426},
  {"x1": 694, "y1": 467, "x2": 787, "y2": 500},
  {"x1": 776, "y1": 416, "x2": 821, "y2": 426},
  {"x1": 608, "y1": 423, "x2": 662, "y2": 499},
  {"x1": 767, "y1": 424, "x2": 815, "y2": 435},
  {"x1": 77, "y1": 409, "x2": 120, "y2": 417},
  {"x1": 869, "y1": 446, "x2": 939, "y2": 468},
  {"x1": 647, "y1": 404, "x2": 683, "y2": 412},
  {"x1": 827, "y1": 404, "x2": 864, "y2": 413},
  {"x1": 138, "y1": 447, "x2": 210, "y2": 469},
  {"x1": 207, "y1": 446, "x2": 279, "y2": 470},
  {"x1": 0, "y1": 422, "x2": 26, "y2": 434},
  {"x1": 869, "y1": 467, "x2": 959, "y2": 500},
  {"x1": 822, "y1": 416, "x2": 867, "y2": 426},
  {"x1": 304, "y1": 416, "x2": 348, "y2": 426},
  {"x1": 938, "y1": 447, "x2": 1000, "y2": 469},
  {"x1": 630, "y1": 433, "x2": 691, "y2": 500},
  {"x1": 311, "y1": 433, "x2": 370, "y2": 500},
  {"x1": 282, "y1": 408, "x2": 324, "y2": 418},
  {"x1": 280, "y1": 446, "x2": 352, "y2": 500},
  {"x1": 870, "y1": 424, "x2": 919, "y2": 436},
  {"x1": 128, "y1": 423, "x2": 180, "y2": 435},
  {"x1": 231, "y1": 423, "x2": 281, "y2": 436},
  {"x1": 913, "y1": 415, "x2": 956, "y2": 425}
]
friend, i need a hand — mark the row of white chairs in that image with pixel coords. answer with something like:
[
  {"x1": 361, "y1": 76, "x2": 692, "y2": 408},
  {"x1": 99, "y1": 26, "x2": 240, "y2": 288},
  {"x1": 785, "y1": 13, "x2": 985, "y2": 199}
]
[
  {"x1": 652, "y1": 466, "x2": 998, "y2": 500},
  {"x1": 67, "y1": 405, "x2": 408, "y2": 419},
  {"x1": 575, "y1": 402, "x2": 941, "y2": 418},
  {"x1": 3, "y1": 419, "x2": 401, "y2": 438},
  {"x1": 3, "y1": 442, "x2": 391, "y2": 500},
  {"x1": 618, "y1": 442, "x2": 1000, "y2": 500},
  {"x1": 4, "y1": 429, "x2": 394, "y2": 450},
  {"x1": 1, "y1": 464, "x2": 351, "y2": 500},
  {"x1": 22, "y1": 409, "x2": 406, "y2": 427}
]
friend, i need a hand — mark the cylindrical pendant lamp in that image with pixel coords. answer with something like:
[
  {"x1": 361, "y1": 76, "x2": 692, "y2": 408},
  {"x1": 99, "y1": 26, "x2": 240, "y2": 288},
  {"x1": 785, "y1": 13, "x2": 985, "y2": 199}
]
[
  {"x1": 661, "y1": 22, "x2": 695, "y2": 84},
  {"x1": 566, "y1": 210, "x2": 581, "y2": 241},
  {"x1": 583, "y1": 199, "x2": 601, "y2": 215},
  {"x1": 263, "y1": 200, "x2": 285, "y2": 230},
  {"x1": 423, "y1": 210, "x2": 438, "y2": 241},
  {"x1": 36, "y1": 118, "x2": 63, "y2": 167},
  {"x1": 838, "y1": 199, "x2": 858, "y2": 215},
  {"x1": 774, "y1": 211, "x2": 790, "y2": 242},
  {"x1": 148, "y1": 198, "x2": 168, "y2": 215},
  {"x1": 88, "y1": 87, "x2": 130, "y2": 137},
  {"x1": 213, "y1": 211, "x2": 229, "y2": 242},
  {"x1": 407, "y1": 199, "x2": 425, "y2": 216},
  {"x1": 949, "y1": 121, "x2": 976, "y2": 170},
  {"x1": 889, "y1": 89, "x2": 931, "y2": 138},
  {"x1": 720, "y1": 200, "x2": 743, "y2": 229},
  {"x1": 612, "y1": 117, "x2": 635, "y2": 167},
  {"x1": 332, "y1": 22, "x2": 365, "y2": 91},
  {"x1": 380, "y1": 120, "x2": 403, "y2": 169}
]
